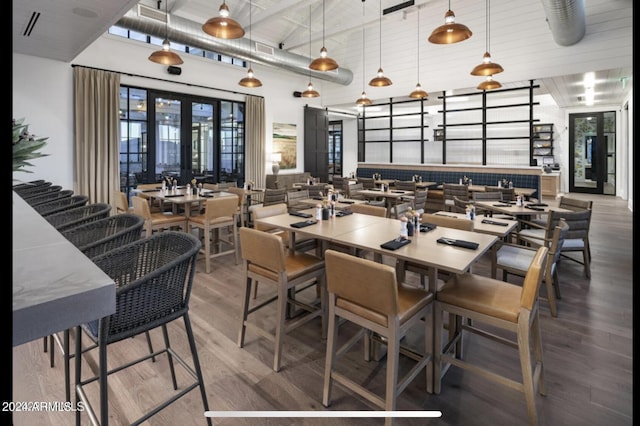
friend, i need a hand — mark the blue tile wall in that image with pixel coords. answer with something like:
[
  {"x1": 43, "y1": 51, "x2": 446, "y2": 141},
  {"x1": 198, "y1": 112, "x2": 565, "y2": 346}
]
[{"x1": 357, "y1": 167, "x2": 540, "y2": 199}]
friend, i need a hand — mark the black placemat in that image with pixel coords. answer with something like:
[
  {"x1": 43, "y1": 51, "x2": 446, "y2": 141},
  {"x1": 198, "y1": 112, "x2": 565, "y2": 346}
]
[
  {"x1": 290, "y1": 211, "x2": 313, "y2": 218},
  {"x1": 481, "y1": 219, "x2": 509, "y2": 226},
  {"x1": 391, "y1": 190, "x2": 404, "y2": 193},
  {"x1": 492, "y1": 203, "x2": 511, "y2": 207},
  {"x1": 164, "y1": 194, "x2": 182, "y2": 198},
  {"x1": 527, "y1": 203, "x2": 548, "y2": 207},
  {"x1": 200, "y1": 193, "x2": 214, "y2": 198},
  {"x1": 436, "y1": 237, "x2": 479, "y2": 250},
  {"x1": 524, "y1": 205, "x2": 544, "y2": 211},
  {"x1": 380, "y1": 238, "x2": 411, "y2": 250},
  {"x1": 291, "y1": 220, "x2": 317, "y2": 228},
  {"x1": 141, "y1": 189, "x2": 160, "y2": 192},
  {"x1": 335, "y1": 211, "x2": 353, "y2": 217},
  {"x1": 420, "y1": 223, "x2": 437, "y2": 232},
  {"x1": 339, "y1": 200, "x2": 355, "y2": 204}
]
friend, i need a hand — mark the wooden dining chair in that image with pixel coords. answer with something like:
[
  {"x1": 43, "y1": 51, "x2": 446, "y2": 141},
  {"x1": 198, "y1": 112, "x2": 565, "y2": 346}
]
[
  {"x1": 237, "y1": 227, "x2": 325, "y2": 372},
  {"x1": 494, "y1": 219, "x2": 569, "y2": 317},
  {"x1": 132, "y1": 195, "x2": 187, "y2": 237},
  {"x1": 323, "y1": 250, "x2": 433, "y2": 426},
  {"x1": 286, "y1": 189, "x2": 310, "y2": 212},
  {"x1": 187, "y1": 195, "x2": 240, "y2": 273},
  {"x1": 443, "y1": 183, "x2": 469, "y2": 212},
  {"x1": 434, "y1": 246, "x2": 548, "y2": 425}
]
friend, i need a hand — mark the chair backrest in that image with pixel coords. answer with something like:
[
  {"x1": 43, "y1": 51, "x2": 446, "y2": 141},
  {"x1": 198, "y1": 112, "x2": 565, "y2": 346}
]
[
  {"x1": 473, "y1": 191, "x2": 503, "y2": 202},
  {"x1": 557, "y1": 208, "x2": 592, "y2": 241},
  {"x1": 558, "y1": 196, "x2": 593, "y2": 211},
  {"x1": 325, "y1": 250, "x2": 398, "y2": 318},
  {"x1": 350, "y1": 203, "x2": 387, "y2": 217},
  {"x1": 287, "y1": 189, "x2": 310, "y2": 211},
  {"x1": 35, "y1": 195, "x2": 90, "y2": 216},
  {"x1": 61, "y1": 213, "x2": 144, "y2": 259},
  {"x1": 203, "y1": 195, "x2": 239, "y2": 220},
  {"x1": 412, "y1": 189, "x2": 428, "y2": 211},
  {"x1": 394, "y1": 180, "x2": 417, "y2": 192},
  {"x1": 263, "y1": 188, "x2": 287, "y2": 206},
  {"x1": 132, "y1": 196, "x2": 152, "y2": 220},
  {"x1": 218, "y1": 181, "x2": 238, "y2": 189},
  {"x1": 421, "y1": 213, "x2": 474, "y2": 231},
  {"x1": 332, "y1": 176, "x2": 348, "y2": 193},
  {"x1": 484, "y1": 186, "x2": 515, "y2": 201},
  {"x1": 548, "y1": 219, "x2": 570, "y2": 269},
  {"x1": 25, "y1": 189, "x2": 73, "y2": 206},
  {"x1": 443, "y1": 183, "x2": 469, "y2": 202},
  {"x1": 135, "y1": 183, "x2": 160, "y2": 191},
  {"x1": 239, "y1": 227, "x2": 286, "y2": 274},
  {"x1": 252, "y1": 203, "x2": 288, "y2": 233},
  {"x1": 202, "y1": 183, "x2": 219, "y2": 191},
  {"x1": 13, "y1": 181, "x2": 53, "y2": 196},
  {"x1": 21, "y1": 184, "x2": 62, "y2": 199},
  {"x1": 113, "y1": 191, "x2": 130, "y2": 214},
  {"x1": 90, "y1": 231, "x2": 201, "y2": 342},
  {"x1": 451, "y1": 196, "x2": 471, "y2": 213},
  {"x1": 520, "y1": 246, "x2": 549, "y2": 311},
  {"x1": 45, "y1": 203, "x2": 112, "y2": 232},
  {"x1": 358, "y1": 177, "x2": 376, "y2": 189},
  {"x1": 225, "y1": 187, "x2": 246, "y2": 209},
  {"x1": 347, "y1": 183, "x2": 365, "y2": 200}
]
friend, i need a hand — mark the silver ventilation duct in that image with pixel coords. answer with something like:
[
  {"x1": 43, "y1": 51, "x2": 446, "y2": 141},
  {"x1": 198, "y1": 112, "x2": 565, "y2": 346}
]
[
  {"x1": 540, "y1": 0, "x2": 586, "y2": 46},
  {"x1": 116, "y1": 8, "x2": 353, "y2": 86}
]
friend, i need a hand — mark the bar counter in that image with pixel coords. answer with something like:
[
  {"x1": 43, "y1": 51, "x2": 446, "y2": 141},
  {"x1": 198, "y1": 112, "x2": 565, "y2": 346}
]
[{"x1": 12, "y1": 191, "x2": 115, "y2": 346}]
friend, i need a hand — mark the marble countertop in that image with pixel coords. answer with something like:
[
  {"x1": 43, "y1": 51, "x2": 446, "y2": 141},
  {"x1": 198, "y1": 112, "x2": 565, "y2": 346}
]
[{"x1": 12, "y1": 192, "x2": 115, "y2": 346}]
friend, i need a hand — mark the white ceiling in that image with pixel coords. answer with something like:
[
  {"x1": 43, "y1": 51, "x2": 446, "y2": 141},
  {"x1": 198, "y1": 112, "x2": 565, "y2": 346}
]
[{"x1": 13, "y1": 0, "x2": 633, "y2": 111}]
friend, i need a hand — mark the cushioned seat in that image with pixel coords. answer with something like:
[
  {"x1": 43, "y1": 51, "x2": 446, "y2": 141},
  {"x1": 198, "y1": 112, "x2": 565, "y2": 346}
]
[
  {"x1": 323, "y1": 250, "x2": 433, "y2": 425},
  {"x1": 434, "y1": 246, "x2": 549, "y2": 425},
  {"x1": 237, "y1": 227, "x2": 325, "y2": 372}
]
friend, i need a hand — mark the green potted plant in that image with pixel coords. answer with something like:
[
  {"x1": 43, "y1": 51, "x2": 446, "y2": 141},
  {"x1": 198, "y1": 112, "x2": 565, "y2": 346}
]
[{"x1": 13, "y1": 118, "x2": 49, "y2": 175}]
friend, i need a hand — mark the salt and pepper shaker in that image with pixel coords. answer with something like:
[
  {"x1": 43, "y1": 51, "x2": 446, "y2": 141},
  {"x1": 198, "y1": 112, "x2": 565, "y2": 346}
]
[
  {"x1": 400, "y1": 217, "x2": 408, "y2": 239},
  {"x1": 315, "y1": 204, "x2": 323, "y2": 220}
]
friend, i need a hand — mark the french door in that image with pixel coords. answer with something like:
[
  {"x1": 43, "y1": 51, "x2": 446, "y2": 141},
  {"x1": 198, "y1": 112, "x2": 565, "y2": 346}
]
[{"x1": 569, "y1": 111, "x2": 616, "y2": 195}]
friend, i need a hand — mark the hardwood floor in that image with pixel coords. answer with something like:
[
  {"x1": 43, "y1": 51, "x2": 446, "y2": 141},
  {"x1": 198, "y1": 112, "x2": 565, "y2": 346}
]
[{"x1": 11, "y1": 193, "x2": 633, "y2": 425}]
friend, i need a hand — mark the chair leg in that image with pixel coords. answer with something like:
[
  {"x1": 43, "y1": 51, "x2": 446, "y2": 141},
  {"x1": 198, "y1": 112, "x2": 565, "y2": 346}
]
[
  {"x1": 74, "y1": 326, "x2": 82, "y2": 426},
  {"x1": 161, "y1": 324, "x2": 178, "y2": 390},
  {"x1": 49, "y1": 334, "x2": 55, "y2": 367},
  {"x1": 63, "y1": 329, "x2": 71, "y2": 402},
  {"x1": 433, "y1": 303, "x2": 444, "y2": 395},
  {"x1": 553, "y1": 268, "x2": 562, "y2": 300},
  {"x1": 544, "y1": 269, "x2": 557, "y2": 318},
  {"x1": 583, "y1": 247, "x2": 591, "y2": 279},
  {"x1": 237, "y1": 276, "x2": 252, "y2": 348},
  {"x1": 322, "y1": 303, "x2": 338, "y2": 407},
  {"x1": 518, "y1": 316, "x2": 538, "y2": 426},
  {"x1": 385, "y1": 334, "x2": 400, "y2": 421},
  {"x1": 273, "y1": 284, "x2": 288, "y2": 372},
  {"x1": 183, "y1": 313, "x2": 212, "y2": 426},
  {"x1": 146, "y1": 331, "x2": 156, "y2": 362},
  {"x1": 99, "y1": 338, "x2": 109, "y2": 426},
  {"x1": 204, "y1": 225, "x2": 211, "y2": 273}
]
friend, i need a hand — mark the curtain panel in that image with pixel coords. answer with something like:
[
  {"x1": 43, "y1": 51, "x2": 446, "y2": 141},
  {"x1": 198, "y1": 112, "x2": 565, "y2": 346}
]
[
  {"x1": 245, "y1": 95, "x2": 266, "y2": 189},
  {"x1": 73, "y1": 67, "x2": 120, "y2": 205}
]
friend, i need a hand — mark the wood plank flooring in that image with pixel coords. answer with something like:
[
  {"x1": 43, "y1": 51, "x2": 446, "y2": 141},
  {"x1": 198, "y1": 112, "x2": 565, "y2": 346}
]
[{"x1": 10, "y1": 193, "x2": 633, "y2": 425}]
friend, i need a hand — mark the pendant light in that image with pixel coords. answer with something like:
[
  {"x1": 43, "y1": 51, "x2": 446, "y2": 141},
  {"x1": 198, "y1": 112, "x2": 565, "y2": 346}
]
[
  {"x1": 409, "y1": 6, "x2": 428, "y2": 99},
  {"x1": 369, "y1": 0, "x2": 392, "y2": 87},
  {"x1": 309, "y1": 0, "x2": 339, "y2": 71},
  {"x1": 238, "y1": 1, "x2": 262, "y2": 87},
  {"x1": 302, "y1": 5, "x2": 319, "y2": 98},
  {"x1": 355, "y1": 0, "x2": 372, "y2": 106},
  {"x1": 428, "y1": 0, "x2": 472, "y2": 44},
  {"x1": 471, "y1": 0, "x2": 503, "y2": 76},
  {"x1": 477, "y1": 75, "x2": 502, "y2": 90},
  {"x1": 148, "y1": 0, "x2": 183, "y2": 65},
  {"x1": 202, "y1": 0, "x2": 245, "y2": 39}
]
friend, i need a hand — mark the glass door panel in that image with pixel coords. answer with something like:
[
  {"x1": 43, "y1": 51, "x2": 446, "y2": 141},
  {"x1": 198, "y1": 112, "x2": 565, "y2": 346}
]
[
  {"x1": 569, "y1": 111, "x2": 616, "y2": 195},
  {"x1": 191, "y1": 102, "x2": 215, "y2": 181},
  {"x1": 155, "y1": 96, "x2": 181, "y2": 182}
]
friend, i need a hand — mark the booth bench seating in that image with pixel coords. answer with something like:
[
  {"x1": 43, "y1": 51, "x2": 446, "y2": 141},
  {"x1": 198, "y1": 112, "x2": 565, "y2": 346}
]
[
  {"x1": 357, "y1": 166, "x2": 542, "y2": 213},
  {"x1": 265, "y1": 173, "x2": 312, "y2": 190}
]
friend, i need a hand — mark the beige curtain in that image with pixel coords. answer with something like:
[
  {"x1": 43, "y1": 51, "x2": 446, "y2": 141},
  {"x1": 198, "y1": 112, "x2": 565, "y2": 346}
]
[
  {"x1": 73, "y1": 67, "x2": 120, "y2": 204},
  {"x1": 245, "y1": 95, "x2": 266, "y2": 189}
]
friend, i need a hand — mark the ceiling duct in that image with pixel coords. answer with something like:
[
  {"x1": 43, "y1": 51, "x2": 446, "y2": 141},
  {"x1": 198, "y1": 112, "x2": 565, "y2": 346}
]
[
  {"x1": 116, "y1": 9, "x2": 353, "y2": 86},
  {"x1": 540, "y1": 0, "x2": 586, "y2": 46}
]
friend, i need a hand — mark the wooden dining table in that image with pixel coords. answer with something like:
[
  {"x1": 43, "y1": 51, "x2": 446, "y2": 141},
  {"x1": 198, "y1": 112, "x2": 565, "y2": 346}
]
[
  {"x1": 296, "y1": 197, "x2": 367, "y2": 211},
  {"x1": 356, "y1": 188, "x2": 414, "y2": 217},
  {"x1": 254, "y1": 208, "x2": 498, "y2": 392},
  {"x1": 133, "y1": 187, "x2": 236, "y2": 218},
  {"x1": 432, "y1": 211, "x2": 518, "y2": 239}
]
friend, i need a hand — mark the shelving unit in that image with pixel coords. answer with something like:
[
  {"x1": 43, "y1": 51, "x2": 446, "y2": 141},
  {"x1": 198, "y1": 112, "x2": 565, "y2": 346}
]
[
  {"x1": 532, "y1": 123, "x2": 554, "y2": 166},
  {"x1": 357, "y1": 97, "x2": 428, "y2": 163}
]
